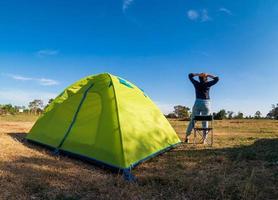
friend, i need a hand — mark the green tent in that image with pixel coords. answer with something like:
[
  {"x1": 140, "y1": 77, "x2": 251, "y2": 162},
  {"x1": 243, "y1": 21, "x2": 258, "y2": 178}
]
[{"x1": 27, "y1": 73, "x2": 181, "y2": 170}]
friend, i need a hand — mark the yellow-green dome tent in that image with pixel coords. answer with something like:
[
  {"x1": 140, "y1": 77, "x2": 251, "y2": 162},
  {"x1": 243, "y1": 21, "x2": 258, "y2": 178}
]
[{"x1": 26, "y1": 73, "x2": 181, "y2": 171}]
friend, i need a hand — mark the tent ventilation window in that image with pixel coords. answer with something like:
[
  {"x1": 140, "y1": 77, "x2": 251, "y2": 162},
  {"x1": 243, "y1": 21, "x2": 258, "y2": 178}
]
[{"x1": 118, "y1": 78, "x2": 133, "y2": 88}]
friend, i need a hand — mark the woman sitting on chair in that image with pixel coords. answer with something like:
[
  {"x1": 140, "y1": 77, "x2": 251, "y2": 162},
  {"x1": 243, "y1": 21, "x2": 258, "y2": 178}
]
[{"x1": 185, "y1": 73, "x2": 219, "y2": 143}]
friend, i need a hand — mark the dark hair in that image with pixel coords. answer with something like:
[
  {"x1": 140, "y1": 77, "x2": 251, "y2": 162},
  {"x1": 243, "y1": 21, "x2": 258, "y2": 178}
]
[{"x1": 199, "y1": 76, "x2": 206, "y2": 83}]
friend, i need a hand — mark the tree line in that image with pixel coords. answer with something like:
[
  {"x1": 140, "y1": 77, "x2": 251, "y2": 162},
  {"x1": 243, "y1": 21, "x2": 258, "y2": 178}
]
[
  {"x1": 1, "y1": 99, "x2": 278, "y2": 120},
  {"x1": 0, "y1": 99, "x2": 53, "y2": 115},
  {"x1": 166, "y1": 104, "x2": 278, "y2": 120}
]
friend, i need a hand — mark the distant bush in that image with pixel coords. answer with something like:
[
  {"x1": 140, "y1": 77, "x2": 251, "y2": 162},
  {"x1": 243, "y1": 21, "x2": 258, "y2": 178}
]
[
  {"x1": 234, "y1": 112, "x2": 244, "y2": 119},
  {"x1": 29, "y1": 99, "x2": 44, "y2": 115},
  {"x1": 254, "y1": 111, "x2": 262, "y2": 119},
  {"x1": 213, "y1": 109, "x2": 227, "y2": 120},
  {"x1": 0, "y1": 104, "x2": 25, "y2": 115},
  {"x1": 166, "y1": 113, "x2": 177, "y2": 119},
  {"x1": 0, "y1": 99, "x2": 46, "y2": 116},
  {"x1": 267, "y1": 104, "x2": 278, "y2": 120},
  {"x1": 174, "y1": 105, "x2": 191, "y2": 119}
]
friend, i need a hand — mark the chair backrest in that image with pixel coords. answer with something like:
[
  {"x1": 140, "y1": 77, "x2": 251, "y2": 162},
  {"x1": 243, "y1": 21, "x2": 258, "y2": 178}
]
[{"x1": 194, "y1": 115, "x2": 213, "y2": 121}]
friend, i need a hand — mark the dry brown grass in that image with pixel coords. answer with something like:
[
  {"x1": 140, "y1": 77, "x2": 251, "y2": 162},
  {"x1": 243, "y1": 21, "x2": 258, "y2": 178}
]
[{"x1": 1, "y1": 117, "x2": 278, "y2": 200}]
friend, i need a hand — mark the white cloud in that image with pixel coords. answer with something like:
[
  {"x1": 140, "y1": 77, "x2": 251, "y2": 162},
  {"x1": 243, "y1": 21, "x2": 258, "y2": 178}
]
[
  {"x1": 201, "y1": 9, "x2": 211, "y2": 22},
  {"x1": 219, "y1": 7, "x2": 232, "y2": 15},
  {"x1": 187, "y1": 9, "x2": 211, "y2": 22},
  {"x1": 187, "y1": 10, "x2": 199, "y2": 20},
  {"x1": 5, "y1": 74, "x2": 59, "y2": 86},
  {"x1": 37, "y1": 78, "x2": 59, "y2": 86},
  {"x1": 10, "y1": 75, "x2": 32, "y2": 81},
  {"x1": 0, "y1": 89, "x2": 57, "y2": 106},
  {"x1": 123, "y1": 0, "x2": 134, "y2": 12},
  {"x1": 36, "y1": 49, "x2": 59, "y2": 57}
]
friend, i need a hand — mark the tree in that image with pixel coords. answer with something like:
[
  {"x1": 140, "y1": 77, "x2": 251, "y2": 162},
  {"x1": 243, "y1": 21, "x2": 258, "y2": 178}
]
[
  {"x1": 0, "y1": 104, "x2": 17, "y2": 115},
  {"x1": 44, "y1": 98, "x2": 54, "y2": 110},
  {"x1": 267, "y1": 104, "x2": 278, "y2": 120},
  {"x1": 213, "y1": 109, "x2": 227, "y2": 120},
  {"x1": 234, "y1": 112, "x2": 244, "y2": 119},
  {"x1": 166, "y1": 113, "x2": 177, "y2": 119},
  {"x1": 254, "y1": 111, "x2": 262, "y2": 119},
  {"x1": 29, "y1": 100, "x2": 44, "y2": 115},
  {"x1": 227, "y1": 111, "x2": 234, "y2": 119},
  {"x1": 174, "y1": 105, "x2": 190, "y2": 119},
  {"x1": 48, "y1": 98, "x2": 54, "y2": 105},
  {"x1": 0, "y1": 104, "x2": 26, "y2": 115}
]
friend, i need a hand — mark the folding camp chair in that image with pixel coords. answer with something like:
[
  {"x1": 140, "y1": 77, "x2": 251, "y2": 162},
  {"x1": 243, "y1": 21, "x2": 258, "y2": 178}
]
[{"x1": 193, "y1": 115, "x2": 214, "y2": 146}]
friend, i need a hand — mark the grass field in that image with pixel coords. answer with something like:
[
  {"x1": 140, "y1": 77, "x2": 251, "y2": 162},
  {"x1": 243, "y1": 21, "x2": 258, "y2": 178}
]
[{"x1": 1, "y1": 116, "x2": 278, "y2": 200}]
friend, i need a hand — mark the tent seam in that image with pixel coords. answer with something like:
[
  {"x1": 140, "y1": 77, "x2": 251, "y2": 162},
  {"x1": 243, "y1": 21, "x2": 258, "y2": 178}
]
[
  {"x1": 108, "y1": 74, "x2": 127, "y2": 168},
  {"x1": 127, "y1": 142, "x2": 181, "y2": 169},
  {"x1": 55, "y1": 82, "x2": 94, "y2": 150}
]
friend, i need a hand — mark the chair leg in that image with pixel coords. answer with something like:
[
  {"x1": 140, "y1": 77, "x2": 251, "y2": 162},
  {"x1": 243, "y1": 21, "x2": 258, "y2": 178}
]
[
  {"x1": 211, "y1": 121, "x2": 214, "y2": 146},
  {"x1": 192, "y1": 118, "x2": 214, "y2": 146},
  {"x1": 194, "y1": 129, "x2": 197, "y2": 145},
  {"x1": 211, "y1": 129, "x2": 214, "y2": 146},
  {"x1": 203, "y1": 130, "x2": 208, "y2": 144},
  {"x1": 204, "y1": 130, "x2": 213, "y2": 147}
]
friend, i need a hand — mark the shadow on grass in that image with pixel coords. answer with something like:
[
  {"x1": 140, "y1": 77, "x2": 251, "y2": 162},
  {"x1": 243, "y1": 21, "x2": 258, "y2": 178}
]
[
  {"x1": 6, "y1": 132, "x2": 122, "y2": 173},
  {"x1": 138, "y1": 138, "x2": 278, "y2": 199},
  {"x1": 0, "y1": 153, "x2": 116, "y2": 199},
  {"x1": 2, "y1": 132, "x2": 125, "y2": 200},
  {"x1": 183, "y1": 138, "x2": 278, "y2": 163},
  {"x1": 4, "y1": 132, "x2": 278, "y2": 200}
]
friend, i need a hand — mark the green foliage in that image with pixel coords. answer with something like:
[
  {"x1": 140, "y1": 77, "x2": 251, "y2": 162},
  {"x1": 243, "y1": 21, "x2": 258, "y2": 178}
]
[
  {"x1": 28, "y1": 99, "x2": 44, "y2": 115},
  {"x1": 166, "y1": 113, "x2": 177, "y2": 118},
  {"x1": 44, "y1": 98, "x2": 54, "y2": 110},
  {"x1": 227, "y1": 111, "x2": 234, "y2": 119},
  {"x1": 213, "y1": 109, "x2": 227, "y2": 120},
  {"x1": 173, "y1": 105, "x2": 190, "y2": 119},
  {"x1": 234, "y1": 112, "x2": 244, "y2": 119},
  {"x1": 254, "y1": 111, "x2": 262, "y2": 119},
  {"x1": 267, "y1": 104, "x2": 278, "y2": 120},
  {"x1": 0, "y1": 104, "x2": 22, "y2": 115},
  {"x1": 0, "y1": 99, "x2": 46, "y2": 116}
]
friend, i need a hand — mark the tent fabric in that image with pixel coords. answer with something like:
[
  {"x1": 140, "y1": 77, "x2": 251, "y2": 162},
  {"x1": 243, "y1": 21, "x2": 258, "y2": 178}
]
[{"x1": 26, "y1": 73, "x2": 181, "y2": 169}]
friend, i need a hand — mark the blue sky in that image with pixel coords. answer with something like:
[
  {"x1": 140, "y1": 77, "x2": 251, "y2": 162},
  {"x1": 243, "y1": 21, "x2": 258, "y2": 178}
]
[{"x1": 0, "y1": 0, "x2": 277, "y2": 116}]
